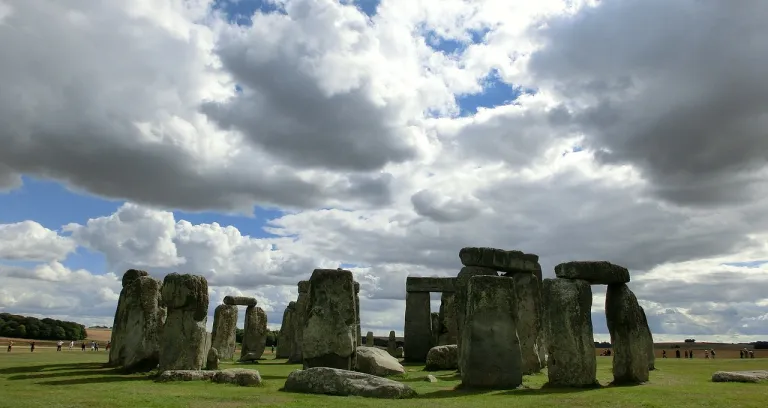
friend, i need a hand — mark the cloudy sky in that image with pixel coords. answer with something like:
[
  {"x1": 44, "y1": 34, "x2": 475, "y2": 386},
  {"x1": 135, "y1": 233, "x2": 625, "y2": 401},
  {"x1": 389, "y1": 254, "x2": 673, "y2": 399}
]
[{"x1": 1, "y1": 0, "x2": 767, "y2": 343}]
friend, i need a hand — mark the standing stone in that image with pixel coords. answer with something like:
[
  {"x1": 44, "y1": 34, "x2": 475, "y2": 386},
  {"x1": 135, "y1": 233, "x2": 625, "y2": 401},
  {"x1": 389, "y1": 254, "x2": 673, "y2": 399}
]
[
  {"x1": 354, "y1": 281, "x2": 362, "y2": 347},
  {"x1": 455, "y1": 266, "x2": 497, "y2": 368},
  {"x1": 430, "y1": 312, "x2": 441, "y2": 347},
  {"x1": 437, "y1": 292, "x2": 458, "y2": 345},
  {"x1": 387, "y1": 331, "x2": 397, "y2": 356},
  {"x1": 302, "y1": 269, "x2": 357, "y2": 369},
  {"x1": 288, "y1": 280, "x2": 310, "y2": 363},
  {"x1": 404, "y1": 291, "x2": 432, "y2": 362},
  {"x1": 159, "y1": 273, "x2": 209, "y2": 372},
  {"x1": 606, "y1": 283, "x2": 650, "y2": 384},
  {"x1": 542, "y1": 278, "x2": 597, "y2": 387},
  {"x1": 639, "y1": 306, "x2": 656, "y2": 371},
  {"x1": 210, "y1": 304, "x2": 238, "y2": 361},
  {"x1": 240, "y1": 306, "x2": 268, "y2": 361},
  {"x1": 276, "y1": 302, "x2": 295, "y2": 359},
  {"x1": 366, "y1": 331, "x2": 375, "y2": 347},
  {"x1": 533, "y1": 264, "x2": 547, "y2": 368},
  {"x1": 511, "y1": 272, "x2": 543, "y2": 374},
  {"x1": 459, "y1": 275, "x2": 522, "y2": 389},
  {"x1": 206, "y1": 347, "x2": 220, "y2": 370},
  {"x1": 109, "y1": 270, "x2": 166, "y2": 372}
]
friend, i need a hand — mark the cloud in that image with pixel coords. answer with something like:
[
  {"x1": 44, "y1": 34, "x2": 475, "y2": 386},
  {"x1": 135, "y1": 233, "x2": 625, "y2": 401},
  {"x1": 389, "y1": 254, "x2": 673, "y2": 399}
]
[{"x1": 0, "y1": 221, "x2": 76, "y2": 262}]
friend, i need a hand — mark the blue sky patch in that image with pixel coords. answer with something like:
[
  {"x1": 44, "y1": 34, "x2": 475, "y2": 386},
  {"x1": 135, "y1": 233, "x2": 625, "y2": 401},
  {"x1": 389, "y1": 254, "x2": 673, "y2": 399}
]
[{"x1": 456, "y1": 70, "x2": 535, "y2": 116}]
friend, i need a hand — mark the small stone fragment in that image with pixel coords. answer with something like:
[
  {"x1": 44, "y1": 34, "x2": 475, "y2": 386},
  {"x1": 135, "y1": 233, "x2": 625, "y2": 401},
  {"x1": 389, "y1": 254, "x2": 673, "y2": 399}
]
[
  {"x1": 206, "y1": 348, "x2": 220, "y2": 370},
  {"x1": 425, "y1": 345, "x2": 458, "y2": 371},
  {"x1": 212, "y1": 368, "x2": 263, "y2": 386},
  {"x1": 283, "y1": 367, "x2": 417, "y2": 399},
  {"x1": 425, "y1": 375, "x2": 438, "y2": 383},
  {"x1": 355, "y1": 346, "x2": 406, "y2": 377},
  {"x1": 458, "y1": 247, "x2": 539, "y2": 273},
  {"x1": 554, "y1": 261, "x2": 630, "y2": 284},
  {"x1": 712, "y1": 370, "x2": 768, "y2": 383},
  {"x1": 223, "y1": 296, "x2": 258, "y2": 306}
]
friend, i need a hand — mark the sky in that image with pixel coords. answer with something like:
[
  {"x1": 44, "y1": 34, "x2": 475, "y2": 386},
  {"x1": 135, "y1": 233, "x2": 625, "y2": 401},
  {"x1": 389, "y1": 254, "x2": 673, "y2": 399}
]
[{"x1": 1, "y1": 0, "x2": 768, "y2": 344}]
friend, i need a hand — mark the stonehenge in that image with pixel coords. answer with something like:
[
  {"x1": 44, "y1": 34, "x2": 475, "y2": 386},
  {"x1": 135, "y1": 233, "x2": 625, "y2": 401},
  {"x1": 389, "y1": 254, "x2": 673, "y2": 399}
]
[
  {"x1": 403, "y1": 276, "x2": 456, "y2": 362},
  {"x1": 210, "y1": 304, "x2": 238, "y2": 360},
  {"x1": 240, "y1": 305, "x2": 268, "y2": 361},
  {"x1": 276, "y1": 302, "x2": 295, "y2": 359},
  {"x1": 159, "y1": 273, "x2": 209, "y2": 372},
  {"x1": 288, "y1": 280, "x2": 310, "y2": 363}
]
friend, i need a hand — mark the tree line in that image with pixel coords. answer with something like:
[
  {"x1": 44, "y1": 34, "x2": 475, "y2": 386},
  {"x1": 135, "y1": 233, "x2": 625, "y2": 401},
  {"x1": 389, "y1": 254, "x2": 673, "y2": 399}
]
[
  {"x1": 0, "y1": 313, "x2": 88, "y2": 341},
  {"x1": 235, "y1": 328, "x2": 279, "y2": 347}
]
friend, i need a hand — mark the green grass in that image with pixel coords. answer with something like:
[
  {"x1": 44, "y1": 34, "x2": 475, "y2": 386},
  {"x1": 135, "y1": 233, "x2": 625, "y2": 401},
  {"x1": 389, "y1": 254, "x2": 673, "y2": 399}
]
[{"x1": 1, "y1": 351, "x2": 766, "y2": 408}]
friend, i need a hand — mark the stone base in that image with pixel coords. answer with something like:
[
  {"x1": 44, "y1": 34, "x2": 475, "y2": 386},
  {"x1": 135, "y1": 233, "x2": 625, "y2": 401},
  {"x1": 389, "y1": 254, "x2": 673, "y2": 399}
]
[{"x1": 303, "y1": 353, "x2": 353, "y2": 370}]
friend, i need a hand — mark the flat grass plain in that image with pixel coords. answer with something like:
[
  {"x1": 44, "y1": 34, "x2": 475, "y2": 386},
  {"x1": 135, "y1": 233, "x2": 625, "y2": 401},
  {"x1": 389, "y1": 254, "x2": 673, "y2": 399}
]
[{"x1": 1, "y1": 349, "x2": 767, "y2": 408}]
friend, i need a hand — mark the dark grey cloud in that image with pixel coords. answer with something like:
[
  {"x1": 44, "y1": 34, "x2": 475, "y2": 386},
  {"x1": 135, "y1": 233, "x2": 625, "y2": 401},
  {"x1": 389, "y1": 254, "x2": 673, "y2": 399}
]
[
  {"x1": 528, "y1": 0, "x2": 768, "y2": 207},
  {"x1": 411, "y1": 189, "x2": 482, "y2": 223}
]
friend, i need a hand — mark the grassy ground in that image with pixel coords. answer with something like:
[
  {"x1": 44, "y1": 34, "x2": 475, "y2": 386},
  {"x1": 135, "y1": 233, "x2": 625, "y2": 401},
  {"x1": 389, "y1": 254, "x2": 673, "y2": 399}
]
[{"x1": 1, "y1": 349, "x2": 767, "y2": 408}]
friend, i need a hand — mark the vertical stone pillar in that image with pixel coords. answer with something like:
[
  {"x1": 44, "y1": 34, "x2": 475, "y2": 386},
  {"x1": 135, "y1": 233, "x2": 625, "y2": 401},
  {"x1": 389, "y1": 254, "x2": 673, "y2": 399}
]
[
  {"x1": 302, "y1": 269, "x2": 357, "y2": 369},
  {"x1": 354, "y1": 281, "x2": 362, "y2": 347},
  {"x1": 276, "y1": 302, "x2": 295, "y2": 359},
  {"x1": 387, "y1": 330, "x2": 397, "y2": 356},
  {"x1": 108, "y1": 269, "x2": 149, "y2": 366},
  {"x1": 542, "y1": 278, "x2": 597, "y2": 387},
  {"x1": 511, "y1": 271, "x2": 543, "y2": 374},
  {"x1": 288, "y1": 280, "x2": 310, "y2": 363},
  {"x1": 210, "y1": 304, "x2": 238, "y2": 360},
  {"x1": 366, "y1": 331, "x2": 374, "y2": 346},
  {"x1": 159, "y1": 273, "x2": 209, "y2": 372},
  {"x1": 459, "y1": 275, "x2": 522, "y2": 389},
  {"x1": 240, "y1": 306, "x2": 268, "y2": 361},
  {"x1": 606, "y1": 283, "x2": 650, "y2": 384},
  {"x1": 430, "y1": 312, "x2": 440, "y2": 347},
  {"x1": 438, "y1": 292, "x2": 457, "y2": 345},
  {"x1": 404, "y1": 291, "x2": 432, "y2": 362},
  {"x1": 455, "y1": 266, "x2": 497, "y2": 366}
]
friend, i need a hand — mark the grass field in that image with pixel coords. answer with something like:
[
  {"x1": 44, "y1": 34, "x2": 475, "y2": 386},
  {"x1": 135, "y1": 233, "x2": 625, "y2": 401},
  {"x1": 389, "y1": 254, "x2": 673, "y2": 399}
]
[{"x1": 1, "y1": 348, "x2": 767, "y2": 408}]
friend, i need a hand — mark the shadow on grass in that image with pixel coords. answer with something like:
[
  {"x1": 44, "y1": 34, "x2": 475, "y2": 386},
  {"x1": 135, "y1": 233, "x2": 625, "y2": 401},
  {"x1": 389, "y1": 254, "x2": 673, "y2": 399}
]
[
  {"x1": 36, "y1": 376, "x2": 148, "y2": 386},
  {"x1": 0, "y1": 362, "x2": 104, "y2": 375},
  {"x1": 9, "y1": 368, "x2": 124, "y2": 381},
  {"x1": 417, "y1": 383, "x2": 603, "y2": 399}
]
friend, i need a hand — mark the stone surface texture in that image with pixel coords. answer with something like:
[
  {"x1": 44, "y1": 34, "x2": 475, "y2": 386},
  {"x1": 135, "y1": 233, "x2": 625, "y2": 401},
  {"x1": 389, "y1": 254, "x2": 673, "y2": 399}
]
[
  {"x1": 366, "y1": 331, "x2": 375, "y2": 347},
  {"x1": 403, "y1": 291, "x2": 432, "y2": 362},
  {"x1": 430, "y1": 312, "x2": 441, "y2": 347},
  {"x1": 425, "y1": 344, "x2": 458, "y2": 371},
  {"x1": 276, "y1": 302, "x2": 295, "y2": 358},
  {"x1": 212, "y1": 368, "x2": 263, "y2": 386},
  {"x1": 240, "y1": 306, "x2": 268, "y2": 361},
  {"x1": 460, "y1": 276, "x2": 522, "y2": 389},
  {"x1": 210, "y1": 304, "x2": 238, "y2": 361},
  {"x1": 455, "y1": 266, "x2": 498, "y2": 366},
  {"x1": 301, "y1": 269, "x2": 357, "y2": 370},
  {"x1": 405, "y1": 277, "x2": 457, "y2": 293},
  {"x1": 223, "y1": 296, "x2": 257, "y2": 306},
  {"x1": 354, "y1": 281, "x2": 362, "y2": 347},
  {"x1": 159, "y1": 273, "x2": 209, "y2": 372},
  {"x1": 288, "y1": 280, "x2": 310, "y2": 363},
  {"x1": 355, "y1": 346, "x2": 406, "y2": 377},
  {"x1": 437, "y1": 292, "x2": 458, "y2": 345},
  {"x1": 511, "y1": 271, "x2": 544, "y2": 374},
  {"x1": 458, "y1": 247, "x2": 539, "y2": 273},
  {"x1": 606, "y1": 283, "x2": 651, "y2": 384},
  {"x1": 283, "y1": 367, "x2": 417, "y2": 399},
  {"x1": 156, "y1": 370, "x2": 216, "y2": 382},
  {"x1": 109, "y1": 271, "x2": 166, "y2": 372},
  {"x1": 387, "y1": 331, "x2": 397, "y2": 356},
  {"x1": 542, "y1": 278, "x2": 597, "y2": 387},
  {"x1": 712, "y1": 370, "x2": 768, "y2": 383},
  {"x1": 554, "y1": 261, "x2": 630, "y2": 284},
  {"x1": 206, "y1": 347, "x2": 219, "y2": 370}
]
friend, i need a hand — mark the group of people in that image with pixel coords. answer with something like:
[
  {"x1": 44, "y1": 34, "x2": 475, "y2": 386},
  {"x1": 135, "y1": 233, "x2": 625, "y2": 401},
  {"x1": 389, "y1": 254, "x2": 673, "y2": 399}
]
[
  {"x1": 7, "y1": 340, "x2": 111, "y2": 352},
  {"x1": 661, "y1": 348, "x2": 716, "y2": 358},
  {"x1": 740, "y1": 348, "x2": 756, "y2": 359}
]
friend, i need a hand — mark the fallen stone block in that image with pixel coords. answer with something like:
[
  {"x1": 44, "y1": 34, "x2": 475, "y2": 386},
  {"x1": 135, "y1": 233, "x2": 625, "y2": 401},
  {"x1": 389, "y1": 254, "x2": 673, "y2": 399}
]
[
  {"x1": 155, "y1": 370, "x2": 216, "y2": 382},
  {"x1": 283, "y1": 367, "x2": 417, "y2": 399},
  {"x1": 712, "y1": 370, "x2": 768, "y2": 383},
  {"x1": 212, "y1": 368, "x2": 263, "y2": 386},
  {"x1": 459, "y1": 247, "x2": 539, "y2": 273},
  {"x1": 355, "y1": 346, "x2": 405, "y2": 377},
  {"x1": 425, "y1": 345, "x2": 458, "y2": 371}
]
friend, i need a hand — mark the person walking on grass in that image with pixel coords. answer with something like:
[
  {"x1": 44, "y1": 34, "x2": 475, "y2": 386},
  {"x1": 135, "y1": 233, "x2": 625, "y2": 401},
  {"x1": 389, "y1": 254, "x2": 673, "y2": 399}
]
[
  {"x1": 710, "y1": 349, "x2": 716, "y2": 359},
  {"x1": 56, "y1": 340, "x2": 63, "y2": 352},
  {"x1": 30, "y1": 341, "x2": 35, "y2": 352},
  {"x1": 81, "y1": 342, "x2": 86, "y2": 352},
  {"x1": 69, "y1": 340, "x2": 74, "y2": 350},
  {"x1": 6, "y1": 340, "x2": 12, "y2": 352}
]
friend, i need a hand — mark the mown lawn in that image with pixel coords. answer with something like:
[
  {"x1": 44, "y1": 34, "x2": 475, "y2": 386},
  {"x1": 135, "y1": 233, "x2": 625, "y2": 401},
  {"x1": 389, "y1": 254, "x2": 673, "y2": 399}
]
[{"x1": 1, "y1": 350, "x2": 766, "y2": 408}]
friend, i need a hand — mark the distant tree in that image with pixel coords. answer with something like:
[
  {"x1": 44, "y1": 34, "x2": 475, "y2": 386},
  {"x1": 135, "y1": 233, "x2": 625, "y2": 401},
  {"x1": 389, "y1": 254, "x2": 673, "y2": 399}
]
[
  {"x1": 684, "y1": 339, "x2": 696, "y2": 343},
  {"x1": 16, "y1": 324, "x2": 26, "y2": 338},
  {"x1": 753, "y1": 341, "x2": 768, "y2": 350},
  {"x1": 0, "y1": 313, "x2": 86, "y2": 340}
]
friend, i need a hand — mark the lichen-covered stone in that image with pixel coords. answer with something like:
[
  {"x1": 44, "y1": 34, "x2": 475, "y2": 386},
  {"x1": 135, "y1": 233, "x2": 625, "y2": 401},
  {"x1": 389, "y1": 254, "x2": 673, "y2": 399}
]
[
  {"x1": 288, "y1": 280, "x2": 310, "y2": 363},
  {"x1": 542, "y1": 278, "x2": 597, "y2": 387},
  {"x1": 240, "y1": 306, "x2": 268, "y2": 361},
  {"x1": 159, "y1": 273, "x2": 209, "y2": 372},
  {"x1": 712, "y1": 370, "x2": 768, "y2": 383},
  {"x1": 121, "y1": 269, "x2": 149, "y2": 288},
  {"x1": 395, "y1": 347, "x2": 404, "y2": 358},
  {"x1": 555, "y1": 261, "x2": 630, "y2": 284},
  {"x1": 365, "y1": 331, "x2": 374, "y2": 346},
  {"x1": 511, "y1": 272, "x2": 543, "y2": 374},
  {"x1": 109, "y1": 274, "x2": 166, "y2": 372},
  {"x1": 437, "y1": 292, "x2": 457, "y2": 345},
  {"x1": 276, "y1": 302, "x2": 295, "y2": 359},
  {"x1": 459, "y1": 247, "x2": 539, "y2": 273},
  {"x1": 387, "y1": 331, "x2": 397, "y2": 357},
  {"x1": 206, "y1": 347, "x2": 220, "y2": 370},
  {"x1": 403, "y1": 291, "x2": 431, "y2": 362},
  {"x1": 212, "y1": 368, "x2": 263, "y2": 386},
  {"x1": 302, "y1": 269, "x2": 357, "y2": 369},
  {"x1": 430, "y1": 312, "x2": 440, "y2": 347},
  {"x1": 355, "y1": 346, "x2": 406, "y2": 377},
  {"x1": 283, "y1": 367, "x2": 417, "y2": 399},
  {"x1": 155, "y1": 370, "x2": 216, "y2": 382},
  {"x1": 460, "y1": 276, "x2": 522, "y2": 389},
  {"x1": 455, "y1": 266, "x2": 497, "y2": 368},
  {"x1": 425, "y1": 344, "x2": 458, "y2": 371},
  {"x1": 210, "y1": 304, "x2": 238, "y2": 360},
  {"x1": 222, "y1": 296, "x2": 257, "y2": 306},
  {"x1": 354, "y1": 281, "x2": 361, "y2": 347},
  {"x1": 606, "y1": 283, "x2": 650, "y2": 384}
]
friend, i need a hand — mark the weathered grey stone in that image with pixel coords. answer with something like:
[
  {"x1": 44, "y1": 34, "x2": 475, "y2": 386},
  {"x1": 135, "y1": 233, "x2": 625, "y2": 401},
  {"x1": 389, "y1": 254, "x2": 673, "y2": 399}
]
[
  {"x1": 212, "y1": 368, "x2": 263, "y2": 386},
  {"x1": 288, "y1": 280, "x2": 310, "y2": 363},
  {"x1": 276, "y1": 302, "x2": 295, "y2": 359},
  {"x1": 437, "y1": 292, "x2": 458, "y2": 345},
  {"x1": 109, "y1": 272, "x2": 166, "y2": 372},
  {"x1": 354, "y1": 281, "x2": 362, "y2": 347},
  {"x1": 532, "y1": 264, "x2": 547, "y2": 368},
  {"x1": 460, "y1": 276, "x2": 522, "y2": 389},
  {"x1": 222, "y1": 296, "x2": 257, "y2": 306},
  {"x1": 606, "y1": 283, "x2": 650, "y2": 384},
  {"x1": 206, "y1": 348, "x2": 219, "y2": 370},
  {"x1": 395, "y1": 347, "x2": 404, "y2": 358},
  {"x1": 511, "y1": 272, "x2": 543, "y2": 375},
  {"x1": 542, "y1": 278, "x2": 597, "y2": 387},
  {"x1": 387, "y1": 331, "x2": 397, "y2": 356},
  {"x1": 302, "y1": 269, "x2": 357, "y2": 370},
  {"x1": 638, "y1": 306, "x2": 655, "y2": 371},
  {"x1": 405, "y1": 277, "x2": 456, "y2": 293},
  {"x1": 430, "y1": 312, "x2": 440, "y2": 347},
  {"x1": 459, "y1": 247, "x2": 539, "y2": 273},
  {"x1": 403, "y1": 291, "x2": 431, "y2": 362},
  {"x1": 240, "y1": 306, "x2": 268, "y2": 362},
  {"x1": 355, "y1": 346, "x2": 406, "y2": 377},
  {"x1": 425, "y1": 374, "x2": 438, "y2": 383},
  {"x1": 712, "y1": 370, "x2": 768, "y2": 383},
  {"x1": 366, "y1": 331, "x2": 374, "y2": 346},
  {"x1": 455, "y1": 266, "x2": 498, "y2": 368},
  {"x1": 210, "y1": 304, "x2": 238, "y2": 361},
  {"x1": 425, "y1": 344, "x2": 458, "y2": 371},
  {"x1": 159, "y1": 273, "x2": 209, "y2": 372},
  {"x1": 156, "y1": 370, "x2": 216, "y2": 382},
  {"x1": 284, "y1": 367, "x2": 417, "y2": 399},
  {"x1": 555, "y1": 261, "x2": 630, "y2": 284}
]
